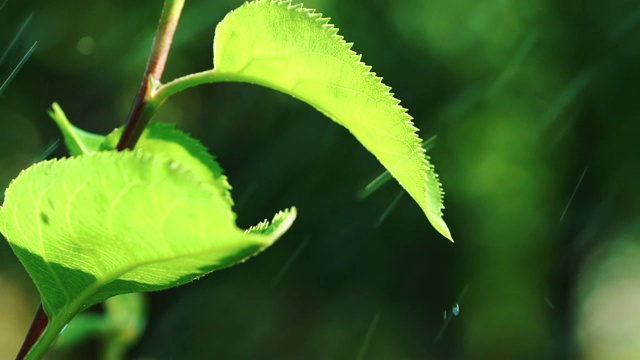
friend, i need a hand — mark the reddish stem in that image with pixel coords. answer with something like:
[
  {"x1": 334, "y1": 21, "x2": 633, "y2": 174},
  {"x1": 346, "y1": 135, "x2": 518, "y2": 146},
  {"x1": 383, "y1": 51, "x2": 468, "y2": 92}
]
[
  {"x1": 116, "y1": 0, "x2": 185, "y2": 151},
  {"x1": 15, "y1": 304, "x2": 48, "y2": 360}
]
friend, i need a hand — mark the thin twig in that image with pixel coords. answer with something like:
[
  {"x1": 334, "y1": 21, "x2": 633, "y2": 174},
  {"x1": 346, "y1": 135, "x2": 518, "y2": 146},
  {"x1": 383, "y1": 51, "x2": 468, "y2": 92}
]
[
  {"x1": 15, "y1": 305, "x2": 48, "y2": 360},
  {"x1": 116, "y1": 0, "x2": 185, "y2": 151}
]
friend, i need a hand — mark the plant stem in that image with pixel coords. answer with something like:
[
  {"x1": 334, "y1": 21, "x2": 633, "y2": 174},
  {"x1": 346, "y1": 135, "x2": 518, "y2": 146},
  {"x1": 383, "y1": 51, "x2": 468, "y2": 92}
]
[
  {"x1": 15, "y1": 304, "x2": 48, "y2": 360},
  {"x1": 152, "y1": 69, "x2": 256, "y2": 105},
  {"x1": 18, "y1": 311, "x2": 69, "y2": 360},
  {"x1": 154, "y1": 69, "x2": 216, "y2": 102},
  {"x1": 16, "y1": 1, "x2": 186, "y2": 358},
  {"x1": 116, "y1": 0, "x2": 185, "y2": 151}
]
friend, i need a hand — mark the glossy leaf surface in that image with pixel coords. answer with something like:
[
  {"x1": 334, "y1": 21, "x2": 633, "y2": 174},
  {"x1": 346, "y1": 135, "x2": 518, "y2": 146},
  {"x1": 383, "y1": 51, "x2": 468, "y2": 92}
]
[
  {"x1": 0, "y1": 132, "x2": 295, "y2": 320},
  {"x1": 212, "y1": 0, "x2": 451, "y2": 239}
]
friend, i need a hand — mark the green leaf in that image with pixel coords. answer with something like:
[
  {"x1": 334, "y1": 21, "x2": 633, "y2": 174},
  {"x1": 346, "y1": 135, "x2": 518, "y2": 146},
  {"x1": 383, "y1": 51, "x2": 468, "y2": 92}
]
[
  {"x1": 212, "y1": 0, "x2": 451, "y2": 240},
  {"x1": 56, "y1": 293, "x2": 146, "y2": 355},
  {"x1": 0, "y1": 149, "x2": 296, "y2": 321},
  {"x1": 358, "y1": 135, "x2": 439, "y2": 199},
  {"x1": 103, "y1": 122, "x2": 234, "y2": 208},
  {"x1": 49, "y1": 103, "x2": 105, "y2": 156}
]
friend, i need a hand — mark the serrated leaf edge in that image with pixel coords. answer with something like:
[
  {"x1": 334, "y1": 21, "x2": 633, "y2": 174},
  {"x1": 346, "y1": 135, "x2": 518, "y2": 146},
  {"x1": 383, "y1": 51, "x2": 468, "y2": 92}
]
[
  {"x1": 1, "y1": 150, "x2": 296, "y2": 317},
  {"x1": 216, "y1": 0, "x2": 450, "y2": 240}
]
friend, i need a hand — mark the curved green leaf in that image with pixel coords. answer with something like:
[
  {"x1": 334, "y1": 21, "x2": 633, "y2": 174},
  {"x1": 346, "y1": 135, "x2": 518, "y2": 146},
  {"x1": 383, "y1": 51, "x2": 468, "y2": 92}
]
[
  {"x1": 0, "y1": 150, "x2": 296, "y2": 320},
  {"x1": 212, "y1": 0, "x2": 451, "y2": 240},
  {"x1": 102, "y1": 122, "x2": 234, "y2": 208},
  {"x1": 49, "y1": 103, "x2": 105, "y2": 156}
]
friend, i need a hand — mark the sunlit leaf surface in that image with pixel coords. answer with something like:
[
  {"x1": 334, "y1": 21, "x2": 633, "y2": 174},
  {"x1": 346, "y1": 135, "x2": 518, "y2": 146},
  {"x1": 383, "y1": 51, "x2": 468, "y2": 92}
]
[
  {"x1": 0, "y1": 134, "x2": 295, "y2": 320},
  {"x1": 213, "y1": 0, "x2": 451, "y2": 240}
]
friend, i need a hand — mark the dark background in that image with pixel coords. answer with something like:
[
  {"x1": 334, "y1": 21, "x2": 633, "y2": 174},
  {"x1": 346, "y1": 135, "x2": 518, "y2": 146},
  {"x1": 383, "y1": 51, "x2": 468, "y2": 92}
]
[{"x1": 2, "y1": 0, "x2": 640, "y2": 359}]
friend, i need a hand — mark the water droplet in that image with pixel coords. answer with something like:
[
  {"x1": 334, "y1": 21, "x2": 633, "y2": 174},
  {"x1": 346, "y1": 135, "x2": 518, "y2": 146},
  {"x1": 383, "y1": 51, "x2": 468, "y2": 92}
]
[{"x1": 452, "y1": 304, "x2": 460, "y2": 316}]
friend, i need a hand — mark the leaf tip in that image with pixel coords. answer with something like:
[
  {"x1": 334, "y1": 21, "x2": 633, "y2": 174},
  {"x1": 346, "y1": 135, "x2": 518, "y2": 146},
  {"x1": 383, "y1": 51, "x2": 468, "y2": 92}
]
[{"x1": 432, "y1": 211, "x2": 453, "y2": 242}]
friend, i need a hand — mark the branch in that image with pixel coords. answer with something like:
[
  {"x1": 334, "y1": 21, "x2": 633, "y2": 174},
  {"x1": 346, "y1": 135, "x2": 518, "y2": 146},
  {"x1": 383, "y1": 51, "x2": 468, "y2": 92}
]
[
  {"x1": 15, "y1": 305, "x2": 48, "y2": 360},
  {"x1": 116, "y1": 0, "x2": 185, "y2": 151}
]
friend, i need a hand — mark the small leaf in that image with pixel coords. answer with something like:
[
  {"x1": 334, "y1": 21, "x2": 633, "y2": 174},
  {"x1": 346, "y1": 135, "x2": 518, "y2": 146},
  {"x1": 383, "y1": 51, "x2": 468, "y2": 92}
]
[
  {"x1": 49, "y1": 103, "x2": 105, "y2": 155},
  {"x1": 0, "y1": 150, "x2": 296, "y2": 320},
  {"x1": 56, "y1": 293, "x2": 146, "y2": 352},
  {"x1": 213, "y1": 0, "x2": 451, "y2": 240}
]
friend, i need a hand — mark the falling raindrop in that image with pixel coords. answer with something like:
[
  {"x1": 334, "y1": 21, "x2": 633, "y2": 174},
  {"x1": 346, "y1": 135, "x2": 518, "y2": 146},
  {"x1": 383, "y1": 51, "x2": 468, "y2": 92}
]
[
  {"x1": 452, "y1": 303, "x2": 460, "y2": 316},
  {"x1": 559, "y1": 166, "x2": 588, "y2": 222},
  {"x1": 435, "y1": 283, "x2": 470, "y2": 342}
]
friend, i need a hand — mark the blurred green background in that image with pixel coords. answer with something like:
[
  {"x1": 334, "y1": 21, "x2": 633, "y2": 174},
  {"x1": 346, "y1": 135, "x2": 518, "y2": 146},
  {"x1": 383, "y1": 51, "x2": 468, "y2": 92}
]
[{"x1": 2, "y1": 0, "x2": 640, "y2": 359}]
